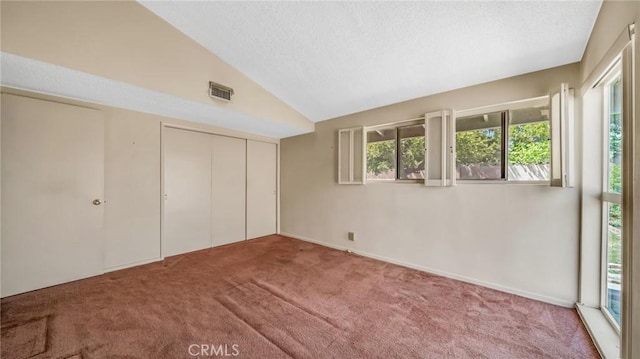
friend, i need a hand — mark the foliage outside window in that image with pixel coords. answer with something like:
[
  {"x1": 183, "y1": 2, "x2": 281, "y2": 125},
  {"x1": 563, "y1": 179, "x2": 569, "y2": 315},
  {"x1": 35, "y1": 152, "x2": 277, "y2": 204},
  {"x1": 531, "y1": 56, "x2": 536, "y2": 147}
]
[
  {"x1": 366, "y1": 124, "x2": 425, "y2": 181},
  {"x1": 398, "y1": 125, "x2": 425, "y2": 180},
  {"x1": 603, "y1": 75, "x2": 622, "y2": 327},
  {"x1": 508, "y1": 107, "x2": 551, "y2": 181},
  {"x1": 456, "y1": 112, "x2": 503, "y2": 180},
  {"x1": 366, "y1": 129, "x2": 396, "y2": 180},
  {"x1": 456, "y1": 105, "x2": 550, "y2": 181},
  {"x1": 608, "y1": 77, "x2": 622, "y2": 195}
]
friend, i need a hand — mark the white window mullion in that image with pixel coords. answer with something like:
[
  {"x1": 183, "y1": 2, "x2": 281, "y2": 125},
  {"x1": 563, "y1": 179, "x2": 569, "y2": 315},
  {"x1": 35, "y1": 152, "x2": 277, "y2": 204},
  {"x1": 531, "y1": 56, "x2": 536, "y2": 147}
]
[{"x1": 602, "y1": 192, "x2": 623, "y2": 205}]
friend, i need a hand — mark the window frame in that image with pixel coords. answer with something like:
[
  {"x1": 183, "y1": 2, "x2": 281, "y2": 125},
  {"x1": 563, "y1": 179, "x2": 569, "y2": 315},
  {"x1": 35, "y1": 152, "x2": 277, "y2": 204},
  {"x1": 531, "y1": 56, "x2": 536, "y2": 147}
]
[
  {"x1": 365, "y1": 119, "x2": 425, "y2": 183},
  {"x1": 599, "y1": 64, "x2": 623, "y2": 334},
  {"x1": 356, "y1": 96, "x2": 556, "y2": 185},
  {"x1": 455, "y1": 96, "x2": 551, "y2": 184},
  {"x1": 397, "y1": 123, "x2": 429, "y2": 181}
]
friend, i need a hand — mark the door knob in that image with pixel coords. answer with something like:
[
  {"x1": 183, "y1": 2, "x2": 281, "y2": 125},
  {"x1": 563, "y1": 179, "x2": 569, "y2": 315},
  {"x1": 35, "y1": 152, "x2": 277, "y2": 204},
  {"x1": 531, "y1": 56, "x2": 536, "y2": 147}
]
[{"x1": 92, "y1": 199, "x2": 102, "y2": 206}]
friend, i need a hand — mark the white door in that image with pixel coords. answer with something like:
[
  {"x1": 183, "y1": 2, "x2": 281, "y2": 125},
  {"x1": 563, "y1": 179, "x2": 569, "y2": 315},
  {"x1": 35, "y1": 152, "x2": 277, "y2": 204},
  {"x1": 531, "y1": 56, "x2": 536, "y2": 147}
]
[
  {"x1": 1, "y1": 94, "x2": 105, "y2": 297},
  {"x1": 246, "y1": 140, "x2": 277, "y2": 239},
  {"x1": 104, "y1": 116, "x2": 161, "y2": 269},
  {"x1": 163, "y1": 128, "x2": 212, "y2": 257},
  {"x1": 211, "y1": 135, "x2": 246, "y2": 246}
]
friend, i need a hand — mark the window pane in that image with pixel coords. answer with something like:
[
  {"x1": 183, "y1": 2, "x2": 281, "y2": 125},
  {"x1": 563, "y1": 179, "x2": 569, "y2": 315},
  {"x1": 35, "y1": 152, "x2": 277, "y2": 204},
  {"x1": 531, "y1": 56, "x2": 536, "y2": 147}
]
[
  {"x1": 398, "y1": 124, "x2": 425, "y2": 180},
  {"x1": 608, "y1": 77, "x2": 622, "y2": 194},
  {"x1": 605, "y1": 202, "x2": 622, "y2": 326},
  {"x1": 456, "y1": 111, "x2": 502, "y2": 180},
  {"x1": 366, "y1": 129, "x2": 396, "y2": 180},
  {"x1": 508, "y1": 106, "x2": 551, "y2": 181},
  {"x1": 603, "y1": 75, "x2": 623, "y2": 327}
]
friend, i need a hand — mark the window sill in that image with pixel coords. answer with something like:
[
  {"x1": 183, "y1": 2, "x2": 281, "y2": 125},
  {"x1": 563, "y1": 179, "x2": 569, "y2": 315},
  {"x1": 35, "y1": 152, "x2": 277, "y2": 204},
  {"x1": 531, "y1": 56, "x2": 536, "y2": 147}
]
[
  {"x1": 457, "y1": 180, "x2": 550, "y2": 185},
  {"x1": 362, "y1": 180, "x2": 551, "y2": 185},
  {"x1": 576, "y1": 304, "x2": 620, "y2": 359},
  {"x1": 365, "y1": 179, "x2": 422, "y2": 184}
]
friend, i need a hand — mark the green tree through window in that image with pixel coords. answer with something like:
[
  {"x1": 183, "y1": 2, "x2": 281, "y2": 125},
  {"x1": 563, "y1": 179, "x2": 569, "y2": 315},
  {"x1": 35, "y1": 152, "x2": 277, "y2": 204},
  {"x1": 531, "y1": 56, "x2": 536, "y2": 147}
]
[
  {"x1": 366, "y1": 140, "x2": 395, "y2": 176},
  {"x1": 456, "y1": 128, "x2": 502, "y2": 165},
  {"x1": 508, "y1": 122, "x2": 550, "y2": 165}
]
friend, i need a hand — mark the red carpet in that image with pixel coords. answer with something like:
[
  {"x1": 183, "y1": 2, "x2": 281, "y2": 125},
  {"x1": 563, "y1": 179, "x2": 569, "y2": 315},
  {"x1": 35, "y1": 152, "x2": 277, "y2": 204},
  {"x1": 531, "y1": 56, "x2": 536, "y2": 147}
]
[{"x1": 1, "y1": 235, "x2": 598, "y2": 358}]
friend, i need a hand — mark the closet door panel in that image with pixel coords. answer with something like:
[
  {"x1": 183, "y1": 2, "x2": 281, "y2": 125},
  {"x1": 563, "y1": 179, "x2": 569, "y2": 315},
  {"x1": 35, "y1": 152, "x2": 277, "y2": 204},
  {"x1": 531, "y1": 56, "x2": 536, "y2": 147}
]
[
  {"x1": 247, "y1": 140, "x2": 277, "y2": 239},
  {"x1": 163, "y1": 128, "x2": 212, "y2": 257},
  {"x1": 211, "y1": 135, "x2": 246, "y2": 246}
]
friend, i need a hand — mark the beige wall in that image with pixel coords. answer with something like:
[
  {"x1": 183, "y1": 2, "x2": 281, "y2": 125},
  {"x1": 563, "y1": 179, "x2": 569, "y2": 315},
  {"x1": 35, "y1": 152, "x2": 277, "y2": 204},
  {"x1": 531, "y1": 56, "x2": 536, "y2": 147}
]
[
  {"x1": 0, "y1": 1, "x2": 313, "y2": 134},
  {"x1": 281, "y1": 63, "x2": 581, "y2": 306}
]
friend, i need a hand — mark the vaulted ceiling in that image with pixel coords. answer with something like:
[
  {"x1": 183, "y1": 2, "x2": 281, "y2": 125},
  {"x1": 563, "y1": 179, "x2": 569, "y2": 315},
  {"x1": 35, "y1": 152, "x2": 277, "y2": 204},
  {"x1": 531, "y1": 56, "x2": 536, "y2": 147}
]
[
  {"x1": 140, "y1": 1, "x2": 602, "y2": 122},
  {"x1": 0, "y1": 1, "x2": 604, "y2": 139}
]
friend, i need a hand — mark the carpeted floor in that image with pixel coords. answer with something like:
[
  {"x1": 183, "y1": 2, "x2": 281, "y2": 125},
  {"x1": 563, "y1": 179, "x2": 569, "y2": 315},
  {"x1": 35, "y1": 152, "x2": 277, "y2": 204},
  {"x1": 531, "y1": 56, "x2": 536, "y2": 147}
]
[{"x1": 1, "y1": 235, "x2": 598, "y2": 358}]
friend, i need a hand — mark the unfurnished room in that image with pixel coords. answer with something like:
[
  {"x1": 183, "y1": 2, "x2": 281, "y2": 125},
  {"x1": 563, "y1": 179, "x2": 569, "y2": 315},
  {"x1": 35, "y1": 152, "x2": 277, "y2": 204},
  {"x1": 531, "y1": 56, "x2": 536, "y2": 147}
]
[{"x1": 1, "y1": 1, "x2": 639, "y2": 358}]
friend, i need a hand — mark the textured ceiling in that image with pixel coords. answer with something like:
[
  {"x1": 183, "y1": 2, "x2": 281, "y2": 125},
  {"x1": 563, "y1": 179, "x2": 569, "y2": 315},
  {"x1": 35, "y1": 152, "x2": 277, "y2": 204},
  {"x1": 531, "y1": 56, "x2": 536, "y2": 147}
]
[{"x1": 140, "y1": 1, "x2": 602, "y2": 122}]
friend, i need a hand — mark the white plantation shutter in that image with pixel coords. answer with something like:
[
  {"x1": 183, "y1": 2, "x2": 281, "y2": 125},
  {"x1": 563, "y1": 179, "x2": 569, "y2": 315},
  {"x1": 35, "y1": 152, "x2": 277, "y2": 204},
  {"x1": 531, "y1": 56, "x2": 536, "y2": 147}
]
[
  {"x1": 549, "y1": 83, "x2": 575, "y2": 187},
  {"x1": 337, "y1": 127, "x2": 365, "y2": 184},
  {"x1": 424, "y1": 109, "x2": 455, "y2": 187}
]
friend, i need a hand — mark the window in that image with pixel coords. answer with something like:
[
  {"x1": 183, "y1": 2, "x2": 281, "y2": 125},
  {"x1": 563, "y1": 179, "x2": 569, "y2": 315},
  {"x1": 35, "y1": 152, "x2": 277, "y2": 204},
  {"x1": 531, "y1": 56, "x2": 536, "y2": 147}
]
[
  {"x1": 345, "y1": 99, "x2": 559, "y2": 186},
  {"x1": 366, "y1": 128, "x2": 396, "y2": 180},
  {"x1": 456, "y1": 111, "x2": 504, "y2": 180},
  {"x1": 366, "y1": 122, "x2": 425, "y2": 181},
  {"x1": 455, "y1": 101, "x2": 550, "y2": 181},
  {"x1": 602, "y1": 72, "x2": 622, "y2": 328},
  {"x1": 398, "y1": 125, "x2": 426, "y2": 180},
  {"x1": 508, "y1": 107, "x2": 551, "y2": 181}
]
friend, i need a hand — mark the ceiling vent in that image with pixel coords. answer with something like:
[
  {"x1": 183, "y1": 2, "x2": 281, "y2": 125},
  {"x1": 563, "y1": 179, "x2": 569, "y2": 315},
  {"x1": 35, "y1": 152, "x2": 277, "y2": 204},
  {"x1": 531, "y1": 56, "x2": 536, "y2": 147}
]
[{"x1": 209, "y1": 81, "x2": 234, "y2": 101}]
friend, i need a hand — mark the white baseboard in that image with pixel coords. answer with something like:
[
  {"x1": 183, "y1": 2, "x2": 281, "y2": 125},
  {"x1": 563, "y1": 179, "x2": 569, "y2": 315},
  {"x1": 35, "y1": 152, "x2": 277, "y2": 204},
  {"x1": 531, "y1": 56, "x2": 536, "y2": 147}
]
[
  {"x1": 103, "y1": 257, "x2": 163, "y2": 273},
  {"x1": 280, "y1": 232, "x2": 575, "y2": 308}
]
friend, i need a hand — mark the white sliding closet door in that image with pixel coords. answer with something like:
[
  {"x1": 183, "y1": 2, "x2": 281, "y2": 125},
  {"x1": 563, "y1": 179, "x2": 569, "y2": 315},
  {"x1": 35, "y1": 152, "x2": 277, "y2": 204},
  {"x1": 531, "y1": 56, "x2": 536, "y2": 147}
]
[
  {"x1": 1, "y1": 94, "x2": 105, "y2": 297},
  {"x1": 246, "y1": 140, "x2": 277, "y2": 239},
  {"x1": 163, "y1": 128, "x2": 212, "y2": 257},
  {"x1": 211, "y1": 135, "x2": 246, "y2": 246}
]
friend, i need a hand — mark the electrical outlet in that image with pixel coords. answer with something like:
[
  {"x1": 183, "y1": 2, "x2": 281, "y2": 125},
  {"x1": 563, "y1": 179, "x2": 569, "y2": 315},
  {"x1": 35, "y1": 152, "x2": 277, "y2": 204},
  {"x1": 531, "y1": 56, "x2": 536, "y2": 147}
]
[{"x1": 348, "y1": 232, "x2": 355, "y2": 241}]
